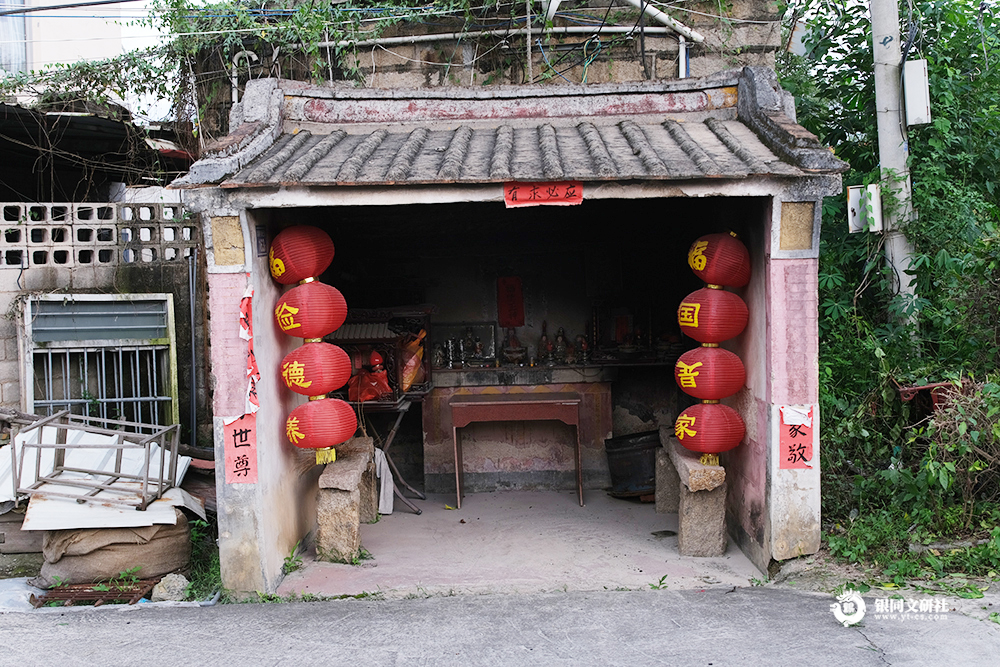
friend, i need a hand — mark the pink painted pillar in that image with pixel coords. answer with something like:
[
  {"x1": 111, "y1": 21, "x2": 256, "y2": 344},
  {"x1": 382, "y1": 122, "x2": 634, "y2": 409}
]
[{"x1": 765, "y1": 257, "x2": 822, "y2": 560}]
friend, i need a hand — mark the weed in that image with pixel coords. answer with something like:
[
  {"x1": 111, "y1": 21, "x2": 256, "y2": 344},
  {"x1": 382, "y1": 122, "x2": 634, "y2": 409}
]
[
  {"x1": 832, "y1": 582, "x2": 871, "y2": 596},
  {"x1": 110, "y1": 566, "x2": 141, "y2": 591},
  {"x1": 749, "y1": 576, "x2": 768, "y2": 586},
  {"x1": 648, "y1": 575, "x2": 669, "y2": 590},
  {"x1": 316, "y1": 546, "x2": 374, "y2": 565},
  {"x1": 245, "y1": 590, "x2": 382, "y2": 604},
  {"x1": 283, "y1": 540, "x2": 304, "y2": 575},
  {"x1": 186, "y1": 514, "x2": 225, "y2": 602},
  {"x1": 989, "y1": 612, "x2": 1000, "y2": 625}
]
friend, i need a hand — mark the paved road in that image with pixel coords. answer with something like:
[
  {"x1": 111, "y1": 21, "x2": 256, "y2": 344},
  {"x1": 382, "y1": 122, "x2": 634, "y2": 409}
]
[{"x1": 2, "y1": 587, "x2": 998, "y2": 666}]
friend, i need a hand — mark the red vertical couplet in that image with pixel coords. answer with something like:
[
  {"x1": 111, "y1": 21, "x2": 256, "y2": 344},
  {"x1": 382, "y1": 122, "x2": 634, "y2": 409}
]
[
  {"x1": 779, "y1": 405, "x2": 814, "y2": 469},
  {"x1": 240, "y1": 280, "x2": 260, "y2": 413},
  {"x1": 224, "y1": 413, "x2": 258, "y2": 483},
  {"x1": 497, "y1": 276, "x2": 525, "y2": 328}
]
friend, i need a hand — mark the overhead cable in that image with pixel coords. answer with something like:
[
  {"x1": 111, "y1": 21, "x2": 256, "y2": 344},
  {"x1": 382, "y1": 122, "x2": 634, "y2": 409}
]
[{"x1": 0, "y1": 0, "x2": 145, "y2": 18}]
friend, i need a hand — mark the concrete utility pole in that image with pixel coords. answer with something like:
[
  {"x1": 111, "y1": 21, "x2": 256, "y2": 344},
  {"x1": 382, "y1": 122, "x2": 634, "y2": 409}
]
[{"x1": 870, "y1": 0, "x2": 917, "y2": 304}]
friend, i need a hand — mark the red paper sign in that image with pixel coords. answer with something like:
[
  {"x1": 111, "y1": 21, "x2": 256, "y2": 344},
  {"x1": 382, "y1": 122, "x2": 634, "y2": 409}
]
[
  {"x1": 239, "y1": 279, "x2": 260, "y2": 414},
  {"x1": 224, "y1": 413, "x2": 258, "y2": 483},
  {"x1": 779, "y1": 406, "x2": 814, "y2": 470},
  {"x1": 497, "y1": 276, "x2": 524, "y2": 328},
  {"x1": 504, "y1": 181, "x2": 583, "y2": 208}
]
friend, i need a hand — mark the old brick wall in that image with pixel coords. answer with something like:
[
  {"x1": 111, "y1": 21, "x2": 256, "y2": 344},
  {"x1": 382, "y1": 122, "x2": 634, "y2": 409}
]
[
  {"x1": 0, "y1": 197, "x2": 209, "y2": 445},
  {"x1": 345, "y1": 0, "x2": 781, "y2": 88}
]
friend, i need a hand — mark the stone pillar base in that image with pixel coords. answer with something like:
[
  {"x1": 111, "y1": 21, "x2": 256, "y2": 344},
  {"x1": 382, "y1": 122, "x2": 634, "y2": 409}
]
[
  {"x1": 655, "y1": 448, "x2": 680, "y2": 513},
  {"x1": 315, "y1": 437, "x2": 376, "y2": 563},
  {"x1": 678, "y1": 482, "x2": 728, "y2": 557}
]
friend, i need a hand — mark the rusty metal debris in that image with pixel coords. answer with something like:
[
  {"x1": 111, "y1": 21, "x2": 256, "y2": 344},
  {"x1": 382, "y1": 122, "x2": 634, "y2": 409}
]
[
  {"x1": 13, "y1": 411, "x2": 183, "y2": 510},
  {"x1": 29, "y1": 577, "x2": 161, "y2": 608}
]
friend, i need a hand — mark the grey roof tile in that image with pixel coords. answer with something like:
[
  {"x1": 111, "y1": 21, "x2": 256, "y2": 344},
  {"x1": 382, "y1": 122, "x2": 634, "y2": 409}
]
[
  {"x1": 193, "y1": 70, "x2": 847, "y2": 190},
  {"x1": 224, "y1": 114, "x2": 828, "y2": 187}
]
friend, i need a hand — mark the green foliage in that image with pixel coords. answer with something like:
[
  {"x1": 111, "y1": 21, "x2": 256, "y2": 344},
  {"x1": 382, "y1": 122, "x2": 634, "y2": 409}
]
[
  {"x1": 780, "y1": 0, "x2": 1000, "y2": 577},
  {"x1": 186, "y1": 516, "x2": 226, "y2": 601},
  {"x1": 109, "y1": 566, "x2": 142, "y2": 590},
  {"x1": 827, "y1": 509, "x2": 1000, "y2": 584},
  {"x1": 648, "y1": 575, "x2": 669, "y2": 590},
  {"x1": 283, "y1": 540, "x2": 304, "y2": 575},
  {"x1": 886, "y1": 379, "x2": 1000, "y2": 530}
]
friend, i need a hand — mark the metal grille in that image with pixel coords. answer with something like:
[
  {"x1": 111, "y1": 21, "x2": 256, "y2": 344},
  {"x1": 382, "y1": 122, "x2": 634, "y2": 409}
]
[
  {"x1": 32, "y1": 347, "x2": 172, "y2": 425},
  {"x1": 22, "y1": 294, "x2": 179, "y2": 426}
]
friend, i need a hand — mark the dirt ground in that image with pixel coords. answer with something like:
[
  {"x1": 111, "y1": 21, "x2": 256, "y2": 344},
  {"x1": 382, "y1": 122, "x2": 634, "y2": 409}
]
[
  {"x1": 0, "y1": 553, "x2": 43, "y2": 579},
  {"x1": 767, "y1": 546, "x2": 876, "y2": 593}
]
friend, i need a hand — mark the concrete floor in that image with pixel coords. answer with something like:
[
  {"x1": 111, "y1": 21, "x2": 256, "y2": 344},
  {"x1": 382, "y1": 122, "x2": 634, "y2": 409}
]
[{"x1": 277, "y1": 490, "x2": 762, "y2": 599}]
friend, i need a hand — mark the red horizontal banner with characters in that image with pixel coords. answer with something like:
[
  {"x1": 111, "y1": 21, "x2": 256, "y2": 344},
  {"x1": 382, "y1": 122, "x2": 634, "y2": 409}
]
[{"x1": 504, "y1": 181, "x2": 583, "y2": 208}]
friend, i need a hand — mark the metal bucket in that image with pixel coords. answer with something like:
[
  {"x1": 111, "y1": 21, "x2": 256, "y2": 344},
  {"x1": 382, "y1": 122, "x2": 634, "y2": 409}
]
[{"x1": 604, "y1": 430, "x2": 660, "y2": 497}]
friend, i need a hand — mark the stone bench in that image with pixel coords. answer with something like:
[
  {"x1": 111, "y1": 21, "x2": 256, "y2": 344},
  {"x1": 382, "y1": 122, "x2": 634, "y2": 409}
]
[
  {"x1": 316, "y1": 436, "x2": 378, "y2": 563},
  {"x1": 655, "y1": 429, "x2": 727, "y2": 557}
]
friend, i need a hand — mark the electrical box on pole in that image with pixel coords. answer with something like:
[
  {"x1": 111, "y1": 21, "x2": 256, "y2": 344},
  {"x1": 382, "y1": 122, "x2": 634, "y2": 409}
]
[
  {"x1": 903, "y1": 59, "x2": 932, "y2": 126},
  {"x1": 848, "y1": 184, "x2": 884, "y2": 233}
]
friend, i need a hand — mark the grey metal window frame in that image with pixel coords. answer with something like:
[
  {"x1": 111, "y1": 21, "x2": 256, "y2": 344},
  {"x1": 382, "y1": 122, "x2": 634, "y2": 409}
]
[{"x1": 19, "y1": 293, "x2": 180, "y2": 427}]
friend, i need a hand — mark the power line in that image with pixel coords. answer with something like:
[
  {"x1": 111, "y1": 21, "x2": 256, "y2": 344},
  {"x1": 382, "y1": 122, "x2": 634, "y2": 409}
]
[{"x1": 0, "y1": 0, "x2": 146, "y2": 18}]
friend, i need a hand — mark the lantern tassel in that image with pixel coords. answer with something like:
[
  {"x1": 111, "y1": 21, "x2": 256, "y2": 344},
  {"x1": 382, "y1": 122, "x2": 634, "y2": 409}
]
[
  {"x1": 699, "y1": 453, "x2": 720, "y2": 467},
  {"x1": 316, "y1": 447, "x2": 337, "y2": 465}
]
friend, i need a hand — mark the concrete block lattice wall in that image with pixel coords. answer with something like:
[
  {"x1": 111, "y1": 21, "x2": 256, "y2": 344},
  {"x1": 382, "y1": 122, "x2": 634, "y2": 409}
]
[
  {"x1": 0, "y1": 201, "x2": 197, "y2": 414},
  {"x1": 0, "y1": 202, "x2": 194, "y2": 270}
]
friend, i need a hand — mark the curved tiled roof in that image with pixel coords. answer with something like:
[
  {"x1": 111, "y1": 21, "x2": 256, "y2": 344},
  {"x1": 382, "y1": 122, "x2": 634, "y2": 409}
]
[{"x1": 174, "y1": 67, "x2": 847, "y2": 189}]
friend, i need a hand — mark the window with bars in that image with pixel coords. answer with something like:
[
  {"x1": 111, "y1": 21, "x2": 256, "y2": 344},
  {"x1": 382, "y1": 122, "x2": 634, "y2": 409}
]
[{"x1": 20, "y1": 295, "x2": 179, "y2": 426}]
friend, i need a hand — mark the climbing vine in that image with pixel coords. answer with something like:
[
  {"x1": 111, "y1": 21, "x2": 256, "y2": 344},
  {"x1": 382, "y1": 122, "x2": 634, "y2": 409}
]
[{"x1": 1, "y1": 0, "x2": 742, "y2": 146}]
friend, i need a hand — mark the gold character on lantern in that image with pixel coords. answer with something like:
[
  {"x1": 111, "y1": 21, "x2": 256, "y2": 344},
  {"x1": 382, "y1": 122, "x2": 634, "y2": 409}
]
[
  {"x1": 676, "y1": 360, "x2": 703, "y2": 388},
  {"x1": 688, "y1": 241, "x2": 709, "y2": 271},
  {"x1": 675, "y1": 414, "x2": 697, "y2": 440},
  {"x1": 275, "y1": 302, "x2": 301, "y2": 331},
  {"x1": 269, "y1": 248, "x2": 286, "y2": 278},
  {"x1": 678, "y1": 302, "x2": 701, "y2": 328},
  {"x1": 286, "y1": 416, "x2": 305, "y2": 444},
  {"x1": 282, "y1": 361, "x2": 312, "y2": 389}
]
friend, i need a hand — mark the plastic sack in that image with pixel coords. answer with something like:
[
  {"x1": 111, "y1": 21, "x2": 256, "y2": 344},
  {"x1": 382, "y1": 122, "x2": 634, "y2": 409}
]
[
  {"x1": 348, "y1": 369, "x2": 392, "y2": 402},
  {"x1": 401, "y1": 330, "x2": 427, "y2": 392}
]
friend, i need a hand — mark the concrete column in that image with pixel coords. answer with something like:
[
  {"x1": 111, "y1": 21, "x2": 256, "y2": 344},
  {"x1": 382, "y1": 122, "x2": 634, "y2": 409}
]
[
  {"x1": 871, "y1": 0, "x2": 917, "y2": 301},
  {"x1": 206, "y1": 210, "x2": 321, "y2": 595},
  {"x1": 765, "y1": 247, "x2": 821, "y2": 561}
]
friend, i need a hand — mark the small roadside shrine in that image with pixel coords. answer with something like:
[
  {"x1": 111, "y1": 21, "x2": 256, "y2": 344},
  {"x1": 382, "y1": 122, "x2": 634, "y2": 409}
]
[{"x1": 173, "y1": 66, "x2": 846, "y2": 594}]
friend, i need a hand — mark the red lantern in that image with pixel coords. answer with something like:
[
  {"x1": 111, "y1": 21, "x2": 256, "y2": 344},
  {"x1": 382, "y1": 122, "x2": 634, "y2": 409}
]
[
  {"x1": 675, "y1": 346, "x2": 746, "y2": 400},
  {"x1": 677, "y1": 287, "x2": 748, "y2": 343},
  {"x1": 286, "y1": 398, "x2": 357, "y2": 450},
  {"x1": 674, "y1": 402, "x2": 745, "y2": 454},
  {"x1": 687, "y1": 232, "x2": 751, "y2": 287},
  {"x1": 274, "y1": 281, "x2": 348, "y2": 338},
  {"x1": 280, "y1": 342, "x2": 351, "y2": 396},
  {"x1": 270, "y1": 226, "x2": 335, "y2": 285}
]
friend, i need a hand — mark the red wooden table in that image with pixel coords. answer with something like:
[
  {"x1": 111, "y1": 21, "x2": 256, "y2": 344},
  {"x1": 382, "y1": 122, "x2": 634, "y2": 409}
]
[{"x1": 449, "y1": 392, "x2": 584, "y2": 509}]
